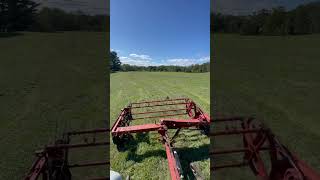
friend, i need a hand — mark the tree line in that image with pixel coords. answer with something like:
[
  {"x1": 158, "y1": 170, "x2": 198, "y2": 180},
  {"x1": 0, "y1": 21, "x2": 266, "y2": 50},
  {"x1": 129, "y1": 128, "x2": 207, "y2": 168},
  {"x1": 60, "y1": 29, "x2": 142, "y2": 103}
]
[
  {"x1": 110, "y1": 51, "x2": 210, "y2": 73},
  {"x1": 121, "y1": 62, "x2": 210, "y2": 73},
  {"x1": 31, "y1": 7, "x2": 108, "y2": 32},
  {"x1": 0, "y1": 0, "x2": 108, "y2": 32},
  {"x1": 212, "y1": 1, "x2": 320, "y2": 35}
]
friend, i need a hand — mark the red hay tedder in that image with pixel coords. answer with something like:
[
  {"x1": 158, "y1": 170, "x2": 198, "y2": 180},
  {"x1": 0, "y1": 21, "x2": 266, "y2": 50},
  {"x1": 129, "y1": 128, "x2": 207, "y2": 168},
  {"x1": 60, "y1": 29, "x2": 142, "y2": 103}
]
[
  {"x1": 211, "y1": 116, "x2": 320, "y2": 180},
  {"x1": 111, "y1": 98, "x2": 211, "y2": 180},
  {"x1": 24, "y1": 97, "x2": 320, "y2": 180},
  {"x1": 24, "y1": 128, "x2": 109, "y2": 180}
]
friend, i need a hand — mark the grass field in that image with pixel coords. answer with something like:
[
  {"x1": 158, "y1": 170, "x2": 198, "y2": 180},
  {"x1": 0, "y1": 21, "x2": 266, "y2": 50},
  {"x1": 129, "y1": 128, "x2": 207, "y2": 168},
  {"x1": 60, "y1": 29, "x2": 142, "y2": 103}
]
[
  {"x1": 212, "y1": 34, "x2": 320, "y2": 179},
  {"x1": 0, "y1": 32, "x2": 107, "y2": 179},
  {"x1": 110, "y1": 72, "x2": 210, "y2": 179}
]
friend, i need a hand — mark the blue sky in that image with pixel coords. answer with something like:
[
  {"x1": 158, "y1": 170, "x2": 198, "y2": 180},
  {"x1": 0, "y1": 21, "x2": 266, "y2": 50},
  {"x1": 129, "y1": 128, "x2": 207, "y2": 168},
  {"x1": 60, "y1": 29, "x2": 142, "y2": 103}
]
[{"x1": 111, "y1": 0, "x2": 210, "y2": 66}]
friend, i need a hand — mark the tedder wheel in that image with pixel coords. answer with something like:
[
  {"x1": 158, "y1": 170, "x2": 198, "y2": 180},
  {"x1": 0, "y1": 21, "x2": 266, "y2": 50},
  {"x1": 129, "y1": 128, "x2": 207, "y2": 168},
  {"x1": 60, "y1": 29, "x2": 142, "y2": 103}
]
[{"x1": 242, "y1": 118, "x2": 267, "y2": 175}]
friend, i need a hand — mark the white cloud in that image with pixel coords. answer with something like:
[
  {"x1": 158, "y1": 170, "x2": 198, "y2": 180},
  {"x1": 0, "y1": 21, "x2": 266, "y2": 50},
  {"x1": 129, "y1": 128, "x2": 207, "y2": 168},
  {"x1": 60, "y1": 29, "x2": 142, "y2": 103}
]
[
  {"x1": 119, "y1": 52, "x2": 210, "y2": 66},
  {"x1": 129, "y1": 54, "x2": 152, "y2": 61},
  {"x1": 199, "y1": 56, "x2": 210, "y2": 62},
  {"x1": 165, "y1": 56, "x2": 210, "y2": 66},
  {"x1": 111, "y1": 49, "x2": 121, "y2": 53},
  {"x1": 120, "y1": 54, "x2": 160, "y2": 66}
]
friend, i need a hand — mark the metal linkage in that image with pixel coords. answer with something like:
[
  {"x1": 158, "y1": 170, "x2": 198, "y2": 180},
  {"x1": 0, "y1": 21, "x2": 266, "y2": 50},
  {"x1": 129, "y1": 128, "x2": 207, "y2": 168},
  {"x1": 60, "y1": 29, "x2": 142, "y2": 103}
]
[
  {"x1": 210, "y1": 116, "x2": 320, "y2": 180},
  {"x1": 25, "y1": 128, "x2": 110, "y2": 180},
  {"x1": 111, "y1": 98, "x2": 211, "y2": 180}
]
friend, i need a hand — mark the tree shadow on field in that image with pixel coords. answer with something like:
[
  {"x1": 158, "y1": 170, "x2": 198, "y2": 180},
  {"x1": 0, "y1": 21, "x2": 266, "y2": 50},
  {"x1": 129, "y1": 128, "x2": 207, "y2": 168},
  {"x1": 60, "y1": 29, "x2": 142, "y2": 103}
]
[
  {"x1": 176, "y1": 144, "x2": 209, "y2": 180},
  {"x1": 125, "y1": 131, "x2": 209, "y2": 179},
  {"x1": 0, "y1": 32, "x2": 23, "y2": 38},
  {"x1": 125, "y1": 132, "x2": 167, "y2": 162}
]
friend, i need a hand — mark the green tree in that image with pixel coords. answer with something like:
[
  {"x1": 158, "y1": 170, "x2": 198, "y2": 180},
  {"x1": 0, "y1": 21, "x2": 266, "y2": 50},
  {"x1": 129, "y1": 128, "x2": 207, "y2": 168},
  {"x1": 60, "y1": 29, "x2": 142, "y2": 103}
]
[
  {"x1": 110, "y1": 51, "x2": 121, "y2": 72},
  {"x1": 292, "y1": 5, "x2": 312, "y2": 34},
  {"x1": 0, "y1": 0, "x2": 39, "y2": 32},
  {"x1": 263, "y1": 7, "x2": 288, "y2": 35}
]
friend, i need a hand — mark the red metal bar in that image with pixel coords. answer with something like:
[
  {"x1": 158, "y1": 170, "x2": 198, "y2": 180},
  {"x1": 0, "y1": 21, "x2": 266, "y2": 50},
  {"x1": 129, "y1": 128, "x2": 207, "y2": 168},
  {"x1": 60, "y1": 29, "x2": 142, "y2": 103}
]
[
  {"x1": 211, "y1": 162, "x2": 248, "y2": 170},
  {"x1": 131, "y1": 108, "x2": 186, "y2": 115},
  {"x1": 161, "y1": 118, "x2": 201, "y2": 123},
  {"x1": 46, "y1": 141, "x2": 109, "y2": 149},
  {"x1": 68, "y1": 161, "x2": 109, "y2": 168},
  {"x1": 131, "y1": 102, "x2": 187, "y2": 109},
  {"x1": 242, "y1": 120, "x2": 268, "y2": 177},
  {"x1": 133, "y1": 112, "x2": 187, "y2": 120},
  {"x1": 130, "y1": 98, "x2": 187, "y2": 105},
  {"x1": 24, "y1": 156, "x2": 47, "y2": 180},
  {"x1": 111, "y1": 108, "x2": 128, "y2": 133},
  {"x1": 161, "y1": 118, "x2": 206, "y2": 129},
  {"x1": 293, "y1": 154, "x2": 320, "y2": 180},
  {"x1": 115, "y1": 124, "x2": 162, "y2": 134},
  {"x1": 164, "y1": 143, "x2": 181, "y2": 180}
]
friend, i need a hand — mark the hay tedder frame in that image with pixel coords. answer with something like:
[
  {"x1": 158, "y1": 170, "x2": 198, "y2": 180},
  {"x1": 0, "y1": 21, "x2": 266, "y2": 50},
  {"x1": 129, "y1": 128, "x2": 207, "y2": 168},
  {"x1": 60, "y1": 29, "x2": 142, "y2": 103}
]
[
  {"x1": 112, "y1": 98, "x2": 320, "y2": 180},
  {"x1": 24, "y1": 128, "x2": 109, "y2": 180},
  {"x1": 24, "y1": 97, "x2": 320, "y2": 180},
  {"x1": 111, "y1": 98, "x2": 211, "y2": 180},
  {"x1": 210, "y1": 116, "x2": 320, "y2": 180}
]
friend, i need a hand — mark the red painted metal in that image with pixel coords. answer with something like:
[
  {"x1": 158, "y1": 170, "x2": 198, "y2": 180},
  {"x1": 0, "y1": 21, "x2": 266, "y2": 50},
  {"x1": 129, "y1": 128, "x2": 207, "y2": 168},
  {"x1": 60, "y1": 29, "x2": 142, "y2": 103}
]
[
  {"x1": 25, "y1": 97, "x2": 320, "y2": 180},
  {"x1": 111, "y1": 98, "x2": 210, "y2": 180},
  {"x1": 211, "y1": 116, "x2": 320, "y2": 180},
  {"x1": 164, "y1": 143, "x2": 181, "y2": 180},
  {"x1": 116, "y1": 123, "x2": 163, "y2": 134},
  {"x1": 130, "y1": 98, "x2": 187, "y2": 105},
  {"x1": 131, "y1": 108, "x2": 186, "y2": 115},
  {"x1": 25, "y1": 128, "x2": 110, "y2": 180},
  {"x1": 24, "y1": 156, "x2": 47, "y2": 180},
  {"x1": 131, "y1": 102, "x2": 188, "y2": 108},
  {"x1": 132, "y1": 112, "x2": 188, "y2": 120}
]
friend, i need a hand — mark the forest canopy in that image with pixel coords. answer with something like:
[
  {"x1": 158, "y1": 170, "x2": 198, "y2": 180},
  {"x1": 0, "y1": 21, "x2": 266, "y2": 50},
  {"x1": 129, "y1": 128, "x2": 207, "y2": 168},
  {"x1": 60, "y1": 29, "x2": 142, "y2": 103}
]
[
  {"x1": 211, "y1": 1, "x2": 320, "y2": 35},
  {"x1": 0, "y1": 0, "x2": 108, "y2": 32}
]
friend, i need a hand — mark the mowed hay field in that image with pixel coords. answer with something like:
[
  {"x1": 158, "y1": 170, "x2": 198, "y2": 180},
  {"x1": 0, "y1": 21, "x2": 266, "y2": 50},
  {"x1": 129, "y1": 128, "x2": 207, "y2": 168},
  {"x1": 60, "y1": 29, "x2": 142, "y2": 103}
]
[
  {"x1": 110, "y1": 72, "x2": 210, "y2": 179},
  {"x1": 0, "y1": 32, "x2": 107, "y2": 179},
  {"x1": 212, "y1": 34, "x2": 320, "y2": 179}
]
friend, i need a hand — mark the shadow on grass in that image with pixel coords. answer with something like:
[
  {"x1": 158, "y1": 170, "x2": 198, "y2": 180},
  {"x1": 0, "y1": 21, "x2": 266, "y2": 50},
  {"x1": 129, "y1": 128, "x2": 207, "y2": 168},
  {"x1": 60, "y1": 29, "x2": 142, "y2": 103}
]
[
  {"x1": 0, "y1": 32, "x2": 23, "y2": 38},
  {"x1": 124, "y1": 132, "x2": 209, "y2": 179},
  {"x1": 176, "y1": 144, "x2": 209, "y2": 179},
  {"x1": 125, "y1": 132, "x2": 165, "y2": 162}
]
